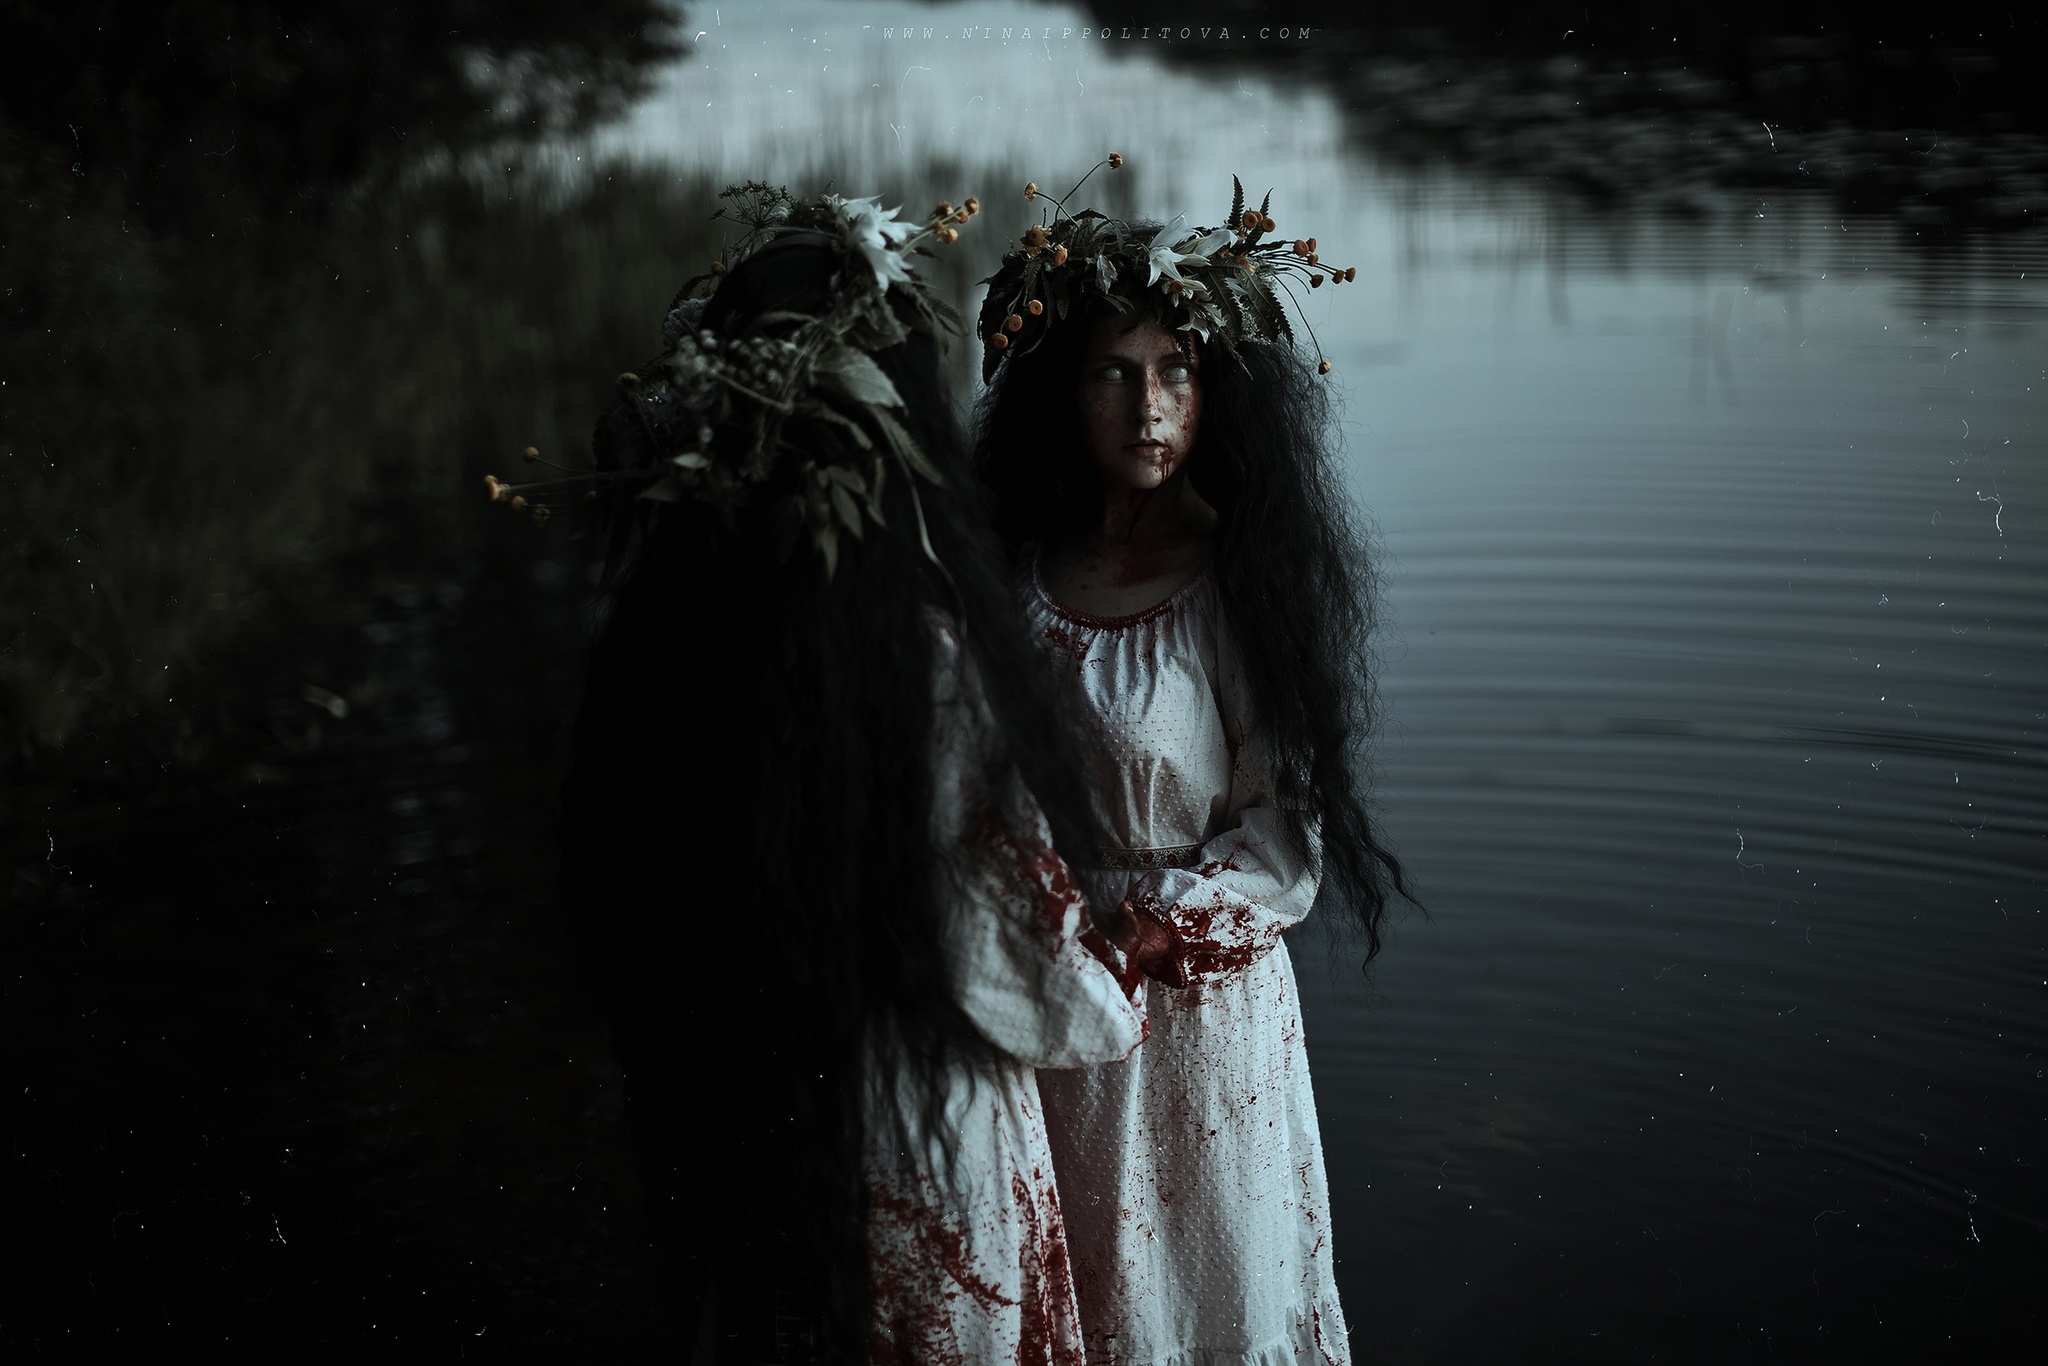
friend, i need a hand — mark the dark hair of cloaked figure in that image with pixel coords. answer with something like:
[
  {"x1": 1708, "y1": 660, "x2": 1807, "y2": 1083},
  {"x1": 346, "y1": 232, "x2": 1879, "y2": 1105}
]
[{"x1": 561, "y1": 234, "x2": 1097, "y2": 1362}]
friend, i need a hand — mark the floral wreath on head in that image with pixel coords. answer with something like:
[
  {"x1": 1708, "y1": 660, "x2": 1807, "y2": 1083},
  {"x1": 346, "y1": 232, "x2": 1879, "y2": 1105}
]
[
  {"x1": 975, "y1": 154, "x2": 1356, "y2": 385},
  {"x1": 483, "y1": 182, "x2": 979, "y2": 578}
]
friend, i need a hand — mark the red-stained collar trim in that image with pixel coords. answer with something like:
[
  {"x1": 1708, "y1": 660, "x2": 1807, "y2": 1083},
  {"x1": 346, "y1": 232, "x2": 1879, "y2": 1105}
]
[{"x1": 1028, "y1": 548, "x2": 1210, "y2": 632}]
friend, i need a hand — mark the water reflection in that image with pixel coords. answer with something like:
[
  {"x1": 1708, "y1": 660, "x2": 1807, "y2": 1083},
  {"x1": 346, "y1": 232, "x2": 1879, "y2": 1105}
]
[
  {"x1": 8, "y1": 1, "x2": 2044, "y2": 1357},
  {"x1": 1299, "y1": 153, "x2": 2044, "y2": 1361}
]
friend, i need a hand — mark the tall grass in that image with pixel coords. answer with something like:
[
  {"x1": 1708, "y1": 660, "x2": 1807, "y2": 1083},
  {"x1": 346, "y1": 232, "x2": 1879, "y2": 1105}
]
[{"x1": 1, "y1": 153, "x2": 725, "y2": 763}]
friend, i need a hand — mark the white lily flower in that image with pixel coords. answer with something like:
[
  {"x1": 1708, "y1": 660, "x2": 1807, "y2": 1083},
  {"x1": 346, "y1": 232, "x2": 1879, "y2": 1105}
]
[
  {"x1": 1185, "y1": 227, "x2": 1236, "y2": 260},
  {"x1": 843, "y1": 195, "x2": 918, "y2": 292},
  {"x1": 1145, "y1": 214, "x2": 1193, "y2": 285},
  {"x1": 1145, "y1": 215, "x2": 1236, "y2": 286}
]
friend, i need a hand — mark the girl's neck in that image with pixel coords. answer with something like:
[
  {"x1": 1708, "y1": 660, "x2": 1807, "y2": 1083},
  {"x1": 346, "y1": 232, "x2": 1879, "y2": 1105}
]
[
  {"x1": 1082, "y1": 467, "x2": 1215, "y2": 554},
  {"x1": 1039, "y1": 470, "x2": 1218, "y2": 620}
]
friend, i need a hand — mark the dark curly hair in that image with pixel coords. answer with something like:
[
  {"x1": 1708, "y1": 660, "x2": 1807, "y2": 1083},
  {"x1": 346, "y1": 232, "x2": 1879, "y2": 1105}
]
[
  {"x1": 561, "y1": 240, "x2": 1094, "y2": 1362},
  {"x1": 974, "y1": 236, "x2": 1411, "y2": 963}
]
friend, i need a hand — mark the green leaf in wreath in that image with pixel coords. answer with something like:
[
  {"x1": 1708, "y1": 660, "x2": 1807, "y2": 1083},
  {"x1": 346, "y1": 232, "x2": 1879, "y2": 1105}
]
[
  {"x1": 867, "y1": 405, "x2": 946, "y2": 486},
  {"x1": 815, "y1": 520, "x2": 840, "y2": 579},
  {"x1": 809, "y1": 405, "x2": 874, "y2": 449},
  {"x1": 816, "y1": 345, "x2": 904, "y2": 408},
  {"x1": 927, "y1": 296, "x2": 966, "y2": 336},
  {"x1": 830, "y1": 479, "x2": 865, "y2": 538},
  {"x1": 864, "y1": 455, "x2": 889, "y2": 525}
]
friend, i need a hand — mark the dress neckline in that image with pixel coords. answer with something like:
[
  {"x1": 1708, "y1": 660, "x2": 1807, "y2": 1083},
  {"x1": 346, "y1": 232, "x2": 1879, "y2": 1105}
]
[{"x1": 1028, "y1": 547, "x2": 1210, "y2": 632}]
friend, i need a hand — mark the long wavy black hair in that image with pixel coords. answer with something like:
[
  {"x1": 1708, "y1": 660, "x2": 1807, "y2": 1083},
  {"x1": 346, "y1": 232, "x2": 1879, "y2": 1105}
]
[
  {"x1": 975, "y1": 239, "x2": 1411, "y2": 961},
  {"x1": 561, "y1": 240, "x2": 1094, "y2": 1362}
]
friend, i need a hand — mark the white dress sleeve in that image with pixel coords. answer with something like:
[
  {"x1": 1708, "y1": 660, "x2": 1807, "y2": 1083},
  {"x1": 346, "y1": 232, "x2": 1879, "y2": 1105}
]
[
  {"x1": 928, "y1": 612, "x2": 1147, "y2": 1067},
  {"x1": 1120, "y1": 603, "x2": 1322, "y2": 987}
]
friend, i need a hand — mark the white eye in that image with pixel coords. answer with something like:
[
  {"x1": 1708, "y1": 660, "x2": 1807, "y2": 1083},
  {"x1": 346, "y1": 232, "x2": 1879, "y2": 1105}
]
[{"x1": 1162, "y1": 363, "x2": 1193, "y2": 382}]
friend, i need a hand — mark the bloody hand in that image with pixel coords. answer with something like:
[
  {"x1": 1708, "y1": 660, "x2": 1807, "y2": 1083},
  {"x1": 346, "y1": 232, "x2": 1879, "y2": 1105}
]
[{"x1": 1101, "y1": 903, "x2": 1177, "y2": 978}]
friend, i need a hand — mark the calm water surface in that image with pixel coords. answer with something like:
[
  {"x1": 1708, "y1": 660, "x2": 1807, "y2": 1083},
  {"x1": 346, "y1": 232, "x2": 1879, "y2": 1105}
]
[
  {"x1": 1315, "y1": 204, "x2": 2046, "y2": 1356},
  {"x1": 607, "y1": 7, "x2": 2047, "y2": 1355}
]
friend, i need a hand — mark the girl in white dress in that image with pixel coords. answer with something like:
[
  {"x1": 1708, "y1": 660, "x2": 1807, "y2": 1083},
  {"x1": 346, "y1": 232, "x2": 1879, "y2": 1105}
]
[
  {"x1": 553, "y1": 189, "x2": 1145, "y2": 1364},
  {"x1": 972, "y1": 173, "x2": 1412, "y2": 1365}
]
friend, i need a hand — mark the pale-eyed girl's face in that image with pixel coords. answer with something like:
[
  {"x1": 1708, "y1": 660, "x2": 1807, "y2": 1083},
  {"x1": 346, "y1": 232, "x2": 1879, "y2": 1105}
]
[{"x1": 1075, "y1": 314, "x2": 1202, "y2": 493}]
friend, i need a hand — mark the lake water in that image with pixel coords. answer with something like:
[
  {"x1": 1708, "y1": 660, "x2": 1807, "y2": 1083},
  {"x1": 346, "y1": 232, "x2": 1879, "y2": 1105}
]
[
  {"x1": 1309, "y1": 202, "x2": 2047, "y2": 1357},
  {"x1": 11, "y1": 2, "x2": 2043, "y2": 1357},
  {"x1": 591, "y1": 7, "x2": 2047, "y2": 1356}
]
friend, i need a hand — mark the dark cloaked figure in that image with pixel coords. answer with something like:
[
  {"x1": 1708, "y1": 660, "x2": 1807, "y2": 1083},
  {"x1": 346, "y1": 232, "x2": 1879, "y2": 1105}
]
[{"x1": 559, "y1": 233, "x2": 1112, "y2": 1362}]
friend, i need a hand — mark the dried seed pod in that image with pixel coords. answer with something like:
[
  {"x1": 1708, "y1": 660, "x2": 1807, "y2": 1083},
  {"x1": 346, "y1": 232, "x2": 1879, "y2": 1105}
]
[{"x1": 1027, "y1": 299, "x2": 1044, "y2": 316}]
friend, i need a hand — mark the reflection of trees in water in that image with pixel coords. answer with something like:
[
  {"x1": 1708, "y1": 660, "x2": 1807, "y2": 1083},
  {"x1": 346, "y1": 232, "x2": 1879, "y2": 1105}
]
[
  {"x1": 1098, "y1": 4, "x2": 2048, "y2": 240},
  {"x1": 0, "y1": 5, "x2": 698, "y2": 760},
  {"x1": 1, "y1": 2, "x2": 680, "y2": 212},
  {"x1": 1332, "y1": 55, "x2": 2048, "y2": 242},
  {"x1": 1376, "y1": 167, "x2": 2044, "y2": 363}
]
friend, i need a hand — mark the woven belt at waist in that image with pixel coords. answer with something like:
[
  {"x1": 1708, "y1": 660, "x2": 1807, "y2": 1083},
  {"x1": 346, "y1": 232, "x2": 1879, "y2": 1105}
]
[{"x1": 1087, "y1": 843, "x2": 1204, "y2": 872}]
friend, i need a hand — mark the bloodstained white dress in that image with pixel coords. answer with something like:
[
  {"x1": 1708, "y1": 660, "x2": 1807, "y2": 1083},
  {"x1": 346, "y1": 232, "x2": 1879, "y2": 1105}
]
[
  {"x1": 865, "y1": 613, "x2": 1149, "y2": 1365},
  {"x1": 1023, "y1": 561, "x2": 1351, "y2": 1366}
]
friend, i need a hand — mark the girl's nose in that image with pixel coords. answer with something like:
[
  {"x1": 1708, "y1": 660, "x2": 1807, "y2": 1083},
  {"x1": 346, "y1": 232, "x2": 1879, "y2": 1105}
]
[{"x1": 1138, "y1": 371, "x2": 1165, "y2": 421}]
